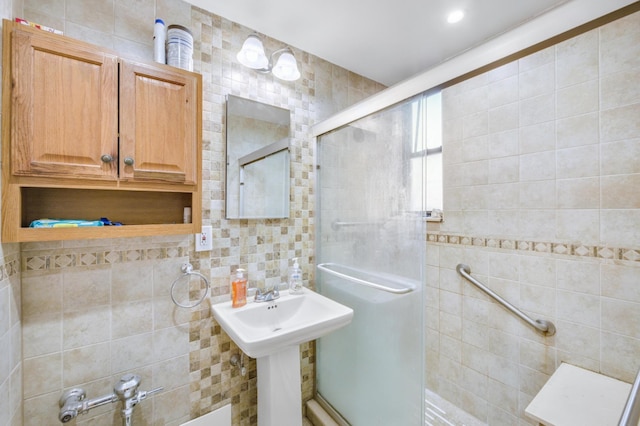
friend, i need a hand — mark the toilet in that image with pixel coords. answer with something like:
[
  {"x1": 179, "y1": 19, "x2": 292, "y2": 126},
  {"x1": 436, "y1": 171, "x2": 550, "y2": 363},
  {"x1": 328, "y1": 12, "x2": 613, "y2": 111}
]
[{"x1": 181, "y1": 404, "x2": 231, "y2": 426}]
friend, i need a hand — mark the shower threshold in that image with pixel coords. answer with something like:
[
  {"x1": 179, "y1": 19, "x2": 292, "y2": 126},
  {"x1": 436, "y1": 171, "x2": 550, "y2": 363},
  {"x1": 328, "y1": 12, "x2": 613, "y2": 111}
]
[{"x1": 424, "y1": 389, "x2": 487, "y2": 426}]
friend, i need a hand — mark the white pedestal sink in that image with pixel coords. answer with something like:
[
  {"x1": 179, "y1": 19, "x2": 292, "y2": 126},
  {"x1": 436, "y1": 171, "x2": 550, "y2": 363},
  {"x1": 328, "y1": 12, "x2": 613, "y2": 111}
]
[{"x1": 211, "y1": 288, "x2": 354, "y2": 426}]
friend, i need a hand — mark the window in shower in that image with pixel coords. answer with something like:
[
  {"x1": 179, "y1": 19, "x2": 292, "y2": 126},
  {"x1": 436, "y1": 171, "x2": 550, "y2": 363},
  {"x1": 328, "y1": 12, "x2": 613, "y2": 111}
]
[{"x1": 409, "y1": 91, "x2": 442, "y2": 215}]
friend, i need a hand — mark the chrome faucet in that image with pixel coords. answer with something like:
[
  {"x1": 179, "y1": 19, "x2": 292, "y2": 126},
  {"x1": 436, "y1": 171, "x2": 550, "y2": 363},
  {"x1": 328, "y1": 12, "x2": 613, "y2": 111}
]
[
  {"x1": 254, "y1": 284, "x2": 280, "y2": 302},
  {"x1": 58, "y1": 374, "x2": 162, "y2": 425}
]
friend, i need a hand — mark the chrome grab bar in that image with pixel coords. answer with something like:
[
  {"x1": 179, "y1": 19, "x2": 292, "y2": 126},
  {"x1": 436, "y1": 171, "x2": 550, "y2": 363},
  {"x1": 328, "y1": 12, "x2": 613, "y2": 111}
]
[
  {"x1": 317, "y1": 263, "x2": 414, "y2": 294},
  {"x1": 331, "y1": 220, "x2": 381, "y2": 231},
  {"x1": 618, "y1": 367, "x2": 640, "y2": 426},
  {"x1": 456, "y1": 264, "x2": 556, "y2": 336}
]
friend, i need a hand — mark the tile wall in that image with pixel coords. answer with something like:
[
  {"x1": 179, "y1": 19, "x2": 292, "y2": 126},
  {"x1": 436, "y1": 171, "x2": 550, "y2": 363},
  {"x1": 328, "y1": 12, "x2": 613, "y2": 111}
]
[
  {"x1": 426, "y1": 10, "x2": 640, "y2": 425},
  {"x1": 0, "y1": 0, "x2": 384, "y2": 425}
]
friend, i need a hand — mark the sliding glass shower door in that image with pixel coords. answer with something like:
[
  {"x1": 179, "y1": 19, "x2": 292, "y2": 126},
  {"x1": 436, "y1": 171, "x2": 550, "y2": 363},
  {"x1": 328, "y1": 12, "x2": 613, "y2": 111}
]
[{"x1": 315, "y1": 93, "x2": 433, "y2": 425}]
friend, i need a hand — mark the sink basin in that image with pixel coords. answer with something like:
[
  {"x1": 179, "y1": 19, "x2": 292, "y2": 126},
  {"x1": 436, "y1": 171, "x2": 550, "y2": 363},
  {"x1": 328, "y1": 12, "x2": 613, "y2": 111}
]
[{"x1": 211, "y1": 288, "x2": 353, "y2": 358}]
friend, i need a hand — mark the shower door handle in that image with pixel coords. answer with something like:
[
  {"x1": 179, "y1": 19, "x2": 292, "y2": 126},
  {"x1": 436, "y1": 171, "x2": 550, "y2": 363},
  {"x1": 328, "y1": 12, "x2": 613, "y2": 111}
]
[{"x1": 317, "y1": 263, "x2": 414, "y2": 294}]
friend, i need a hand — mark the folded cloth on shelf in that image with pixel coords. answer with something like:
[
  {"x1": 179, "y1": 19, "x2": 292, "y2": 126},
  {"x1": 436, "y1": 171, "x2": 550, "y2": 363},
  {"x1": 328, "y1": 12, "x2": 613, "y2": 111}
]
[{"x1": 29, "y1": 219, "x2": 104, "y2": 228}]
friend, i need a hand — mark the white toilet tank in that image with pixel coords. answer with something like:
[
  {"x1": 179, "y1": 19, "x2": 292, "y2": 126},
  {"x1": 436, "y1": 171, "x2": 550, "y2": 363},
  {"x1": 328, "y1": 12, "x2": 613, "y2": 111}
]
[{"x1": 181, "y1": 404, "x2": 231, "y2": 426}]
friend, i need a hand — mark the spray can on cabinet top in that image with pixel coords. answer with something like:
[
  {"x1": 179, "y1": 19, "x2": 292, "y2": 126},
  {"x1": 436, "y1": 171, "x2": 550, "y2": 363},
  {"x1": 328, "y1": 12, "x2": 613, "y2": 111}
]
[
  {"x1": 153, "y1": 18, "x2": 166, "y2": 64},
  {"x1": 231, "y1": 268, "x2": 247, "y2": 308},
  {"x1": 288, "y1": 258, "x2": 303, "y2": 294}
]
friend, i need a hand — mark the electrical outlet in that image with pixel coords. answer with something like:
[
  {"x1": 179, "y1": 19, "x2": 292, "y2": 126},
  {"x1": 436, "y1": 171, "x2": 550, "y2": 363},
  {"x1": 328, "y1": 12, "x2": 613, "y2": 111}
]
[{"x1": 195, "y1": 225, "x2": 213, "y2": 252}]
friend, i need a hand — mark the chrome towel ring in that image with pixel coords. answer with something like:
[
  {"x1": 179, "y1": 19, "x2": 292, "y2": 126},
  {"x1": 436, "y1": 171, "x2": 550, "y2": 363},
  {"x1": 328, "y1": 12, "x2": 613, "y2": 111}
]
[{"x1": 170, "y1": 262, "x2": 210, "y2": 308}]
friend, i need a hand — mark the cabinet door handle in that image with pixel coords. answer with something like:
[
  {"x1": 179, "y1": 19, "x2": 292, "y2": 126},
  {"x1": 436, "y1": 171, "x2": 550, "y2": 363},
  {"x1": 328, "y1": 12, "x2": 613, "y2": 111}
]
[
  {"x1": 123, "y1": 157, "x2": 135, "y2": 166},
  {"x1": 101, "y1": 154, "x2": 113, "y2": 163}
]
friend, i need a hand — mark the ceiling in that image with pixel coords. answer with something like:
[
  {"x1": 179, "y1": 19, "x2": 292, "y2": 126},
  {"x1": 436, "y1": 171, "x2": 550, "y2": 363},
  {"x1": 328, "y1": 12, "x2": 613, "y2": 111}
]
[{"x1": 184, "y1": 0, "x2": 572, "y2": 86}]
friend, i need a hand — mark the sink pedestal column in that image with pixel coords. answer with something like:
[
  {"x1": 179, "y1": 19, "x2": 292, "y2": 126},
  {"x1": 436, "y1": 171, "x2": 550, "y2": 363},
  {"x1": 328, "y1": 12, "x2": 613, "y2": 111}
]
[{"x1": 256, "y1": 345, "x2": 302, "y2": 426}]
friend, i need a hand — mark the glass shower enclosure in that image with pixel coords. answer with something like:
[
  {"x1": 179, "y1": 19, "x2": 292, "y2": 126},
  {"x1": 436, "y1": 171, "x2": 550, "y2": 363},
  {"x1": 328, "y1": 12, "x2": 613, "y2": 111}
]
[{"x1": 315, "y1": 93, "x2": 436, "y2": 425}]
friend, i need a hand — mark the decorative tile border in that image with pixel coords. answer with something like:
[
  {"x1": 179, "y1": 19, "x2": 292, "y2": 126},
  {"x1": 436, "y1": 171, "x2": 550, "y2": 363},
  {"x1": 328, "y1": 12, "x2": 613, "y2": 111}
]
[
  {"x1": 427, "y1": 233, "x2": 640, "y2": 262},
  {"x1": 0, "y1": 255, "x2": 20, "y2": 279},
  {"x1": 22, "y1": 246, "x2": 190, "y2": 272}
]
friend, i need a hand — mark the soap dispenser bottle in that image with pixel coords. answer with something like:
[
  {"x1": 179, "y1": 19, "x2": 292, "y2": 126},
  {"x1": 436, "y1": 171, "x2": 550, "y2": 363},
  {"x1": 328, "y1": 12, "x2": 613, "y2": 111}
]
[
  {"x1": 231, "y1": 268, "x2": 247, "y2": 308},
  {"x1": 288, "y1": 258, "x2": 304, "y2": 294}
]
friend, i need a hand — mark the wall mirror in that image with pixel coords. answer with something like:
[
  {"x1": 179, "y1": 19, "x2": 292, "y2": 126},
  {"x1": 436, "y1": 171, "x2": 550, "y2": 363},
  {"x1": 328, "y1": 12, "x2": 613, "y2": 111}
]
[{"x1": 225, "y1": 95, "x2": 290, "y2": 219}]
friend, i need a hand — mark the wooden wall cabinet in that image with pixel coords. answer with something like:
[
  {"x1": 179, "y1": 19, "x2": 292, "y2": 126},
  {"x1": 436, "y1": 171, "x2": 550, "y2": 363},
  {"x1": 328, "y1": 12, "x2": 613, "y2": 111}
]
[{"x1": 1, "y1": 20, "x2": 202, "y2": 242}]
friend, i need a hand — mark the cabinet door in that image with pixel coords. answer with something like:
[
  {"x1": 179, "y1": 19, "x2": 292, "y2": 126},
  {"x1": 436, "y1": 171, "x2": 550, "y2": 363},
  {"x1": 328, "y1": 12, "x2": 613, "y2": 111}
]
[
  {"x1": 10, "y1": 28, "x2": 119, "y2": 179},
  {"x1": 119, "y1": 60, "x2": 199, "y2": 186}
]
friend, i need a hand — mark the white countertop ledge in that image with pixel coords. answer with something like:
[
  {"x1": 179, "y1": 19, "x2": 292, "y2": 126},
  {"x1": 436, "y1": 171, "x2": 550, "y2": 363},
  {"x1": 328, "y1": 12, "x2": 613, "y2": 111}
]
[{"x1": 526, "y1": 363, "x2": 632, "y2": 426}]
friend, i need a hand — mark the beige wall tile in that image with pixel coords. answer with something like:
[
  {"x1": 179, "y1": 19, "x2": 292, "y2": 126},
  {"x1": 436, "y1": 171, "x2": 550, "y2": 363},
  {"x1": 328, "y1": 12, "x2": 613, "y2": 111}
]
[
  {"x1": 601, "y1": 103, "x2": 640, "y2": 142},
  {"x1": 601, "y1": 174, "x2": 640, "y2": 208},
  {"x1": 488, "y1": 75, "x2": 518, "y2": 108},
  {"x1": 23, "y1": 353, "x2": 62, "y2": 399},
  {"x1": 518, "y1": 210, "x2": 556, "y2": 240},
  {"x1": 556, "y1": 30, "x2": 599, "y2": 88},
  {"x1": 557, "y1": 177, "x2": 600, "y2": 209},
  {"x1": 519, "y1": 255, "x2": 556, "y2": 287},
  {"x1": 22, "y1": 274, "x2": 62, "y2": 317},
  {"x1": 556, "y1": 290, "x2": 600, "y2": 328},
  {"x1": 462, "y1": 111, "x2": 489, "y2": 139},
  {"x1": 111, "y1": 300, "x2": 153, "y2": 339},
  {"x1": 111, "y1": 333, "x2": 153, "y2": 374},
  {"x1": 557, "y1": 79, "x2": 599, "y2": 118},
  {"x1": 602, "y1": 299, "x2": 640, "y2": 342},
  {"x1": 601, "y1": 331, "x2": 640, "y2": 381},
  {"x1": 519, "y1": 121, "x2": 555, "y2": 154},
  {"x1": 462, "y1": 185, "x2": 489, "y2": 210},
  {"x1": 489, "y1": 129, "x2": 519, "y2": 158},
  {"x1": 600, "y1": 209, "x2": 640, "y2": 246},
  {"x1": 20, "y1": 7, "x2": 64, "y2": 32},
  {"x1": 489, "y1": 102, "x2": 519, "y2": 133},
  {"x1": 63, "y1": 306, "x2": 111, "y2": 350},
  {"x1": 24, "y1": 0, "x2": 64, "y2": 17},
  {"x1": 63, "y1": 342, "x2": 110, "y2": 386},
  {"x1": 462, "y1": 135, "x2": 489, "y2": 162},
  {"x1": 0, "y1": 329, "x2": 10, "y2": 386},
  {"x1": 556, "y1": 209, "x2": 599, "y2": 242},
  {"x1": 519, "y1": 62, "x2": 555, "y2": 100},
  {"x1": 112, "y1": 262, "x2": 153, "y2": 303},
  {"x1": 488, "y1": 182, "x2": 519, "y2": 210},
  {"x1": 519, "y1": 151, "x2": 555, "y2": 181},
  {"x1": 556, "y1": 259, "x2": 600, "y2": 295},
  {"x1": 488, "y1": 61, "x2": 518, "y2": 82},
  {"x1": 520, "y1": 283, "x2": 555, "y2": 317},
  {"x1": 601, "y1": 264, "x2": 640, "y2": 303},
  {"x1": 65, "y1": 0, "x2": 115, "y2": 34},
  {"x1": 519, "y1": 93, "x2": 555, "y2": 127},
  {"x1": 462, "y1": 160, "x2": 489, "y2": 186},
  {"x1": 557, "y1": 145, "x2": 599, "y2": 179},
  {"x1": 600, "y1": 12, "x2": 640, "y2": 76},
  {"x1": 555, "y1": 320, "x2": 600, "y2": 361},
  {"x1": 519, "y1": 180, "x2": 556, "y2": 209},
  {"x1": 556, "y1": 112, "x2": 599, "y2": 148},
  {"x1": 0, "y1": 287, "x2": 8, "y2": 337},
  {"x1": 22, "y1": 312, "x2": 61, "y2": 358},
  {"x1": 518, "y1": 46, "x2": 554, "y2": 72},
  {"x1": 63, "y1": 268, "x2": 111, "y2": 312},
  {"x1": 601, "y1": 69, "x2": 640, "y2": 110},
  {"x1": 601, "y1": 139, "x2": 640, "y2": 175},
  {"x1": 114, "y1": 0, "x2": 154, "y2": 44}
]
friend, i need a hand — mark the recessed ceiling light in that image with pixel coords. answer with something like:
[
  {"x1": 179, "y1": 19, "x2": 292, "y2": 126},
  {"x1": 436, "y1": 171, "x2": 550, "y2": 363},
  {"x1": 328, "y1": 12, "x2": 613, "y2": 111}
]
[{"x1": 447, "y1": 9, "x2": 465, "y2": 24}]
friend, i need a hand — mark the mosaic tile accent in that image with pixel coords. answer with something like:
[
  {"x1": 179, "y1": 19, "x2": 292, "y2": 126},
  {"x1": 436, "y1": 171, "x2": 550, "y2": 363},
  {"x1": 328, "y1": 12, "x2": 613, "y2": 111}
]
[
  {"x1": 427, "y1": 232, "x2": 640, "y2": 262},
  {"x1": 0, "y1": 255, "x2": 20, "y2": 279},
  {"x1": 22, "y1": 246, "x2": 190, "y2": 271}
]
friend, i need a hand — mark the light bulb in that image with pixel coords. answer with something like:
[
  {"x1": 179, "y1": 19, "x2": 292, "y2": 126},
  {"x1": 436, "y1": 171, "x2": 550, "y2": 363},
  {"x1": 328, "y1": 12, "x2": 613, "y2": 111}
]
[
  {"x1": 237, "y1": 34, "x2": 268, "y2": 69},
  {"x1": 447, "y1": 9, "x2": 465, "y2": 24},
  {"x1": 272, "y1": 50, "x2": 300, "y2": 81}
]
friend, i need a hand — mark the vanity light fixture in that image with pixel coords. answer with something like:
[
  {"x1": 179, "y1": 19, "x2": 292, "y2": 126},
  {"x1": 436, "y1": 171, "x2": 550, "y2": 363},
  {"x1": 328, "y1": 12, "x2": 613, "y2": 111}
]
[{"x1": 237, "y1": 33, "x2": 301, "y2": 81}]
